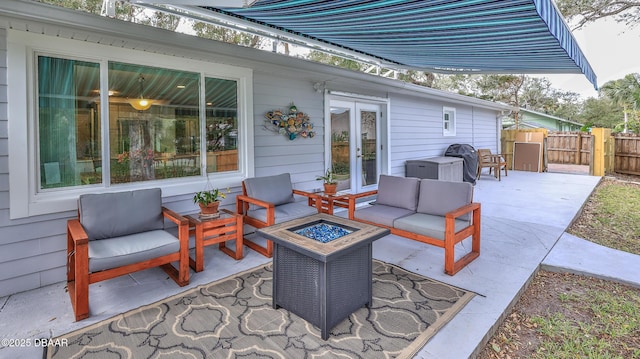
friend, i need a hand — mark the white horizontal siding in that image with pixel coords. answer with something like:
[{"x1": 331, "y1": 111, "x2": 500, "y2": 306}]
[
  {"x1": 388, "y1": 95, "x2": 500, "y2": 176},
  {"x1": 252, "y1": 71, "x2": 326, "y2": 191}
]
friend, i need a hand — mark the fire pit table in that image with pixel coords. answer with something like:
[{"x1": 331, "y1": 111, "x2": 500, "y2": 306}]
[{"x1": 257, "y1": 213, "x2": 389, "y2": 340}]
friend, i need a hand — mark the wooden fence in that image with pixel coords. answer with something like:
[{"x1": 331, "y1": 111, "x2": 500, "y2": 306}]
[
  {"x1": 547, "y1": 131, "x2": 592, "y2": 165},
  {"x1": 614, "y1": 133, "x2": 640, "y2": 176},
  {"x1": 528, "y1": 130, "x2": 640, "y2": 176}
]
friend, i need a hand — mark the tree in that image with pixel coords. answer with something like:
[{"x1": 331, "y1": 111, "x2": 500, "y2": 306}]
[
  {"x1": 192, "y1": 22, "x2": 263, "y2": 48},
  {"x1": 578, "y1": 97, "x2": 621, "y2": 129},
  {"x1": 432, "y1": 73, "x2": 483, "y2": 97},
  {"x1": 599, "y1": 74, "x2": 640, "y2": 132},
  {"x1": 433, "y1": 74, "x2": 583, "y2": 127},
  {"x1": 41, "y1": 0, "x2": 102, "y2": 14},
  {"x1": 42, "y1": 0, "x2": 180, "y2": 31},
  {"x1": 305, "y1": 51, "x2": 365, "y2": 72},
  {"x1": 397, "y1": 71, "x2": 435, "y2": 88},
  {"x1": 555, "y1": 0, "x2": 640, "y2": 30}
]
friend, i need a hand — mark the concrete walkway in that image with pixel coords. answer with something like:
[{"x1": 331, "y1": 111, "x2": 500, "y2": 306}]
[
  {"x1": 543, "y1": 232, "x2": 640, "y2": 289},
  {"x1": 1, "y1": 170, "x2": 638, "y2": 359}
]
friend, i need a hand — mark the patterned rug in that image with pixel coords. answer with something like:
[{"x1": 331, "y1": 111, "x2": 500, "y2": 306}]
[{"x1": 46, "y1": 260, "x2": 474, "y2": 359}]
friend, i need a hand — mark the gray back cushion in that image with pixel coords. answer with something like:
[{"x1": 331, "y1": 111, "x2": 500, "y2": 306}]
[
  {"x1": 417, "y1": 179, "x2": 473, "y2": 220},
  {"x1": 79, "y1": 188, "x2": 164, "y2": 240},
  {"x1": 244, "y1": 173, "x2": 295, "y2": 207},
  {"x1": 376, "y1": 175, "x2": 420, "y2": 211}
]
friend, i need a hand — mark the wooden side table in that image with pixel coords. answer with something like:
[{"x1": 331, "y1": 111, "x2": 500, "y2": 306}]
[
  {"x1": 185, "y1": 209, "x2": 243, "y2": 272},
  {"x1": 308, "y1": 192, "x2": 350, "y2": 215}
]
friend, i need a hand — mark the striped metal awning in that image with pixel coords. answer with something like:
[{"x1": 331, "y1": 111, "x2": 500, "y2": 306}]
[{"x1": 145, "y1": 0, "x2": 598, "y2": 88}]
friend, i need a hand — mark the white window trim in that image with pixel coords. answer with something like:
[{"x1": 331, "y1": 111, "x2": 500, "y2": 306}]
[
  {"x1": 8, "y1": 30, "x2": 254, "y2": 219},
  {"x1": 443, "y1": 106, "x2": 456, "y2": 137}
]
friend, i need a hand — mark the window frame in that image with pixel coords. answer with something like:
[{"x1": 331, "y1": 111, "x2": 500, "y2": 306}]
[
  {"x1": 8, "y1": 30, "x2": 254, "y2": 219},
  {"x1": 443, "y1": 106, "x2": 456, "y2": 137}
]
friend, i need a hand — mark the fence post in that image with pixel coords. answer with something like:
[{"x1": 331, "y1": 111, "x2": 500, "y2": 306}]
[
  {"x1": 575, "y1": 133, "x2": 582, "y2": 165},
  {"x1": 590, "y1": 128, "x2": 611, "y2": 176}
]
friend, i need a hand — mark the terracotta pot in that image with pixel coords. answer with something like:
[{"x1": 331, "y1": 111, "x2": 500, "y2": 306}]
[
  {"x1": 199, "y1": 201, "x2": 220, "y2": 215},
  {"x1": 323, "y1": 183, "x2": 337, "y2": 195}
]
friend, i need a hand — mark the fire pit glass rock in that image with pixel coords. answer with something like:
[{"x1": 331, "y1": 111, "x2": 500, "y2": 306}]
[{"x1": 292, "y1": 221, "x2": 353, "y2": 243}]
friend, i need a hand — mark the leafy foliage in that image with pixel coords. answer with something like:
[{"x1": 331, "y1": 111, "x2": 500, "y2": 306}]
[
  {"x1": 599, "y1": 73, "x2": 640, "y2": 132},
  {"x1": 193, "y1": 188, "x2": 228, "y2": 206},
  {"x1": 306, "y1": 51, "x2": 365, "y2": 71},
  {"x1": 316, "y1": 169, "x2": 336, "y2": 184},
  {"x1": 433, "y1": 74, "x2": 582, "y2": 126},
  {"x1": 579, "y1": 97, "x2": 622, "y2": 129},
  {"x1": 41, "y1": 0, "x2": 180, "y2": 30},
  {"x1": 192, "y1": 22, "x2": 263, "y2": 48},
  {"x1": 556, "y1": 0, "x2": 640, "y2": 30}
]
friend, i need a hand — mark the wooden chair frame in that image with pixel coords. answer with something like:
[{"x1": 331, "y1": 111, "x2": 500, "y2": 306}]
[
  {"x1": 236, "y1": 182, "x2": 319, "y2": 257},
  {"x1": 347, "y1": 190, "x2": 481, "y2": 275},
  {"x1": 66, "y1": 206, "x2": 190, "y2": 321},
  {"x1": 477, "y1": 149, "x2": 508, "y2": 181}
]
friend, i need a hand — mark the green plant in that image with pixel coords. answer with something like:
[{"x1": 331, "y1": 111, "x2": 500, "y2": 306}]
[
  {"x1": 316, "y1": 169, "x2": 336, "y2": 184},
  {"x1": 193, "y1": 188, "x2": 228, "y2": 206}
]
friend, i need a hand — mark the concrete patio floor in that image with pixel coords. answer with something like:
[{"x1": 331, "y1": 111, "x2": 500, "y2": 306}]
[{"x1": 3, "y1": 170, "x2": 638, "y2": 359}]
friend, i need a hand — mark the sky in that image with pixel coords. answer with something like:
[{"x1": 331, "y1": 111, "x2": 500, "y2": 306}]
[{"x1": 543, "y1": 18, "x2": 640, "y2": 99}]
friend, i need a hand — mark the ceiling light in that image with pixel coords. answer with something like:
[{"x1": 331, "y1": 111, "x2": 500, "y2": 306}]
[{"x1": 128, "y1": 73, "x2": 153, "y2": 111}]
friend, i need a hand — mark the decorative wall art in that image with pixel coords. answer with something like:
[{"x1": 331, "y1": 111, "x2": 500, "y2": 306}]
[{"x1": 264, "y1": 103, "x2": 315, "y2": 140}]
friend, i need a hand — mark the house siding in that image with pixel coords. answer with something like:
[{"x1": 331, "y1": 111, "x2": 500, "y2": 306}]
[
  {"x1": 252, "y1": 72, "x2": 325, "y2": 190},
  {"x1": 512, "y1": 110, "x2": 582, "y2": 131},
  {"x1": 387, "y1": 94, "x2": 500, "y2": 176},
  {"x1": 0, "y1": 3, "x2": 510, "y2": 298}
]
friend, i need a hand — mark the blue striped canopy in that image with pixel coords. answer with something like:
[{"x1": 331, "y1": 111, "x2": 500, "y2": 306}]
[{"x1": 203, "y1": 0, "x2": 597, "y2": 88}]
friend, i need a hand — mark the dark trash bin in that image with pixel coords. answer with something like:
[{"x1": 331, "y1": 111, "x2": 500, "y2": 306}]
[{"x1": 444, "y1": 144, "x2": 478, "y2": 185}]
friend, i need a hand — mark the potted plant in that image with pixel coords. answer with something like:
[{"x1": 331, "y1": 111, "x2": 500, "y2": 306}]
[
  {"x1": 316, "y1": 169, "x2": 338, "y2": 195},
  {"x1": 193, "y1": 188, "x2": 228, "y2": 216}
]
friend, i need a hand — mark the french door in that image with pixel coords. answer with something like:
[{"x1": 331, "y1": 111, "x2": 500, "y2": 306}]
[{"x1": 329, "y1": 100, "x2": 380, "y2": 193}]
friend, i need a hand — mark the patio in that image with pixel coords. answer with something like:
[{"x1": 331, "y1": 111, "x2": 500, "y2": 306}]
[{"x1": 0, "y1": 171, "x2": 606, "y2": 358}]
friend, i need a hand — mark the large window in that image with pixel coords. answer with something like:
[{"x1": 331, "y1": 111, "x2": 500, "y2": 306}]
[
  {"x1": 36, "y1": 57, "x2": 239, "y2": 190},
  {"x1": 8, "y1": 30, "x2": 253, "y2": 218}
]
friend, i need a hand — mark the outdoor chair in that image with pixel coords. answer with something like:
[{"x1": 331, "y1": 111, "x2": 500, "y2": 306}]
[
  {"x1": 477, "y1": 148, "x2": 508, "y2": 181},
  {"x1": 66, "y1": 188, "x2": 190, "y2": 321},
  {"x1": 236, "y1": 173, "x2": 319, "y2": 257}
]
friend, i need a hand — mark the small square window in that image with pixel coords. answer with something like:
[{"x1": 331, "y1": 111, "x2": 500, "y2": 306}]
[{"x1": 443, "y1": 107, "x2": 456, "y2": 136}]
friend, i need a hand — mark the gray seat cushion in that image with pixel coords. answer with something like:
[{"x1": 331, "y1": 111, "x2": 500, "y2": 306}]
[
  {"x1": 376, "y1": 175, "x2": 420, "y2": 211},
  {"x1": 243, "y1": 173, "x2": 295, "y2": 210},
  {"x1": 353, "y1": 204, "x2": 415, "y2": 227},
  {"x1": 79, "y1": 188, "x2": 164, "y2": 240},
  {"x1": 247, "y1": 201, "x2": 318, "y2": 224},
  {"x1": 164, "y1": 226, "x2": 197, "y2": 249},
  {"x1": 416, "y1": 179, "x2": 473, "y2": 221},
  {"x1": 394, "y1": 213, "x2": 469, "y2": 241},
  {"x1": 88, "y1": 229, "x2": 179, "y2": 272}
]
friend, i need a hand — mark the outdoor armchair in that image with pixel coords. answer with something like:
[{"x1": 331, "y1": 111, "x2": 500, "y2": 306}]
[
  {"x1": 477, "y1": 148, "x2": 508, "y2": 181},
  {"x1": 235, "y1": 173, "x2": 319, "y2": 257},
  {"x1": 66, "y1": 188, "x2": 190, "y2": 321}
]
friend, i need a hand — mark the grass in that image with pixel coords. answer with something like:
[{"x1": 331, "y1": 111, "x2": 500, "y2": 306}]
[
  {"x1": 479, "y1": 176, "x2": 640, "y2": 359},
  {"x1": 531, "y1": 285, "x2": 640, "y2": 358},
  {"x1": 568, "y1": 178, "x2": 640, "y2": 255}
]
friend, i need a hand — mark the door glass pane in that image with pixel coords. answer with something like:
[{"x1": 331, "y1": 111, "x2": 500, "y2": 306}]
[
  {"x1": 108, "y1": 62, "x2": 200, "y2": 184},
  {"x1": 205, "y1": 78, "x2": 238, "y2": 173},
  {"x1": 360, "y1": 110, "x2": 378, "y2": 186},
  {"x1": 38, "y1": 56, "x2": 101, "y2": 189},
  {"x1": 331, "y1": 107, "x2": 351, "y2": 192}
]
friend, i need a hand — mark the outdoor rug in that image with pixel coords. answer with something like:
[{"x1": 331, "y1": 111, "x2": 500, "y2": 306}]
[{"x1": 46, "y1": 260, "x2": 474, "y2": 359}]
